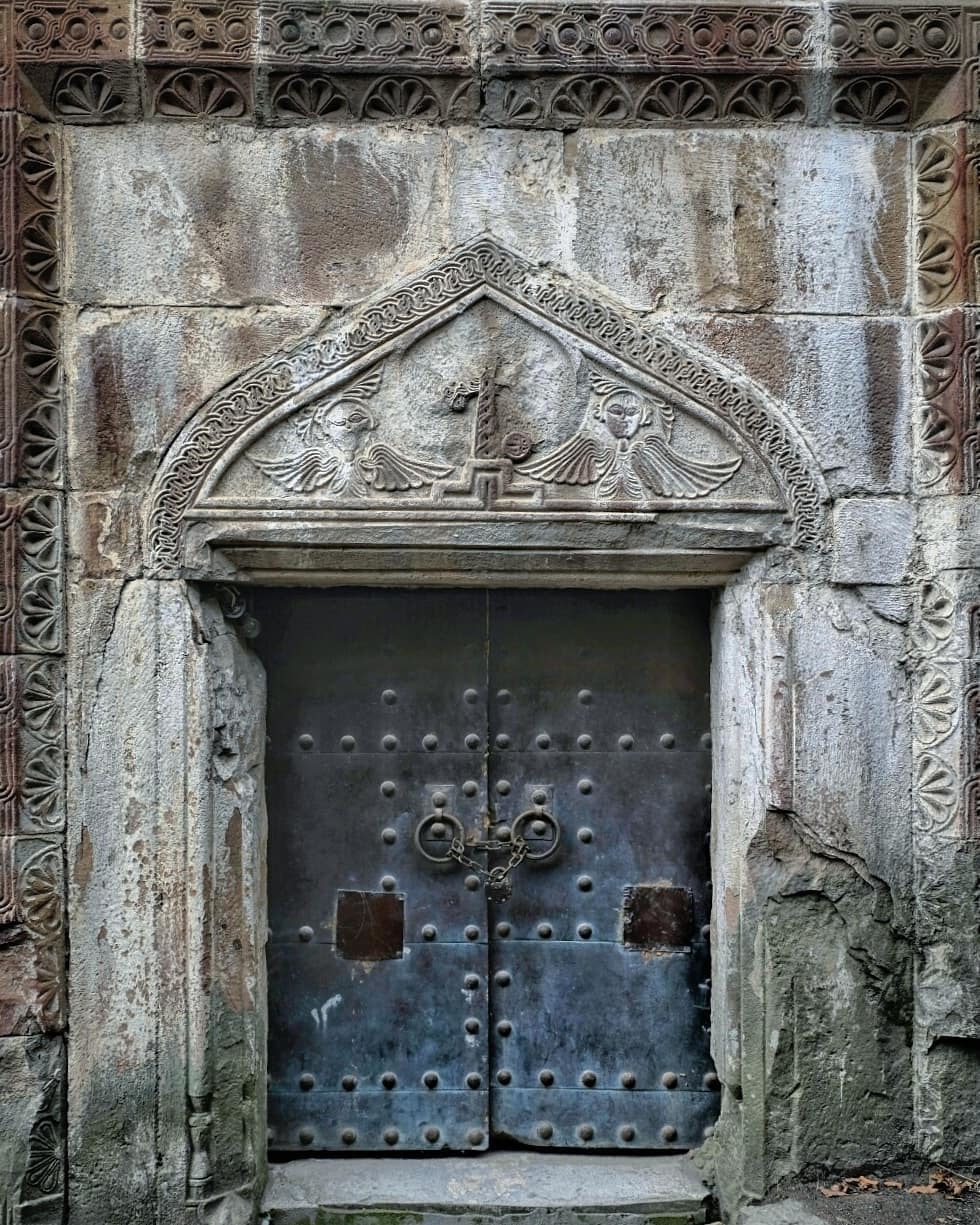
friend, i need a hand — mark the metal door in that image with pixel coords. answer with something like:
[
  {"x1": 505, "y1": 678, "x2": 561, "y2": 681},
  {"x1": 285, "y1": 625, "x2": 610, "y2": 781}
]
[{"x1": 259, "y1": 588, "x2": 716, "y2": 1155}]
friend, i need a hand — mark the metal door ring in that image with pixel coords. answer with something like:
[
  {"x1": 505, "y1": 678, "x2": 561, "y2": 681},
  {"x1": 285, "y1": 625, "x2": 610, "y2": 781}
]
[
  {"x1": 414, "y1": 812, "x2": 465, "y2": 863},
  {"x1": 512, "y1": 809, "x2": 561, "y2": 860}
]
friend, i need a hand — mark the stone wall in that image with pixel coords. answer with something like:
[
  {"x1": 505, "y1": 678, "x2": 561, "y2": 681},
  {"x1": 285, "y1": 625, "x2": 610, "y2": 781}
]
[{"x1": 0, "y1": 3, "x2": 978, "y2": 1224}]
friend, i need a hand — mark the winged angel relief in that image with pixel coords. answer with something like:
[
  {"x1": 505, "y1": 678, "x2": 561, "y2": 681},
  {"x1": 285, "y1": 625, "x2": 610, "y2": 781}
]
[
  {"x1": 519, "y1": 366, "x2": 742, "y2": 500},
  {"x1": 251, "y1": 367, "x2": 452, "y2": 497}
]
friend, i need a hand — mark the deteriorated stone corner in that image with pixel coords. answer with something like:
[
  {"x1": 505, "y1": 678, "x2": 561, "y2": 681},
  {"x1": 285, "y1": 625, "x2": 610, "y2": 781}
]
[{"x1": 0, "y1": 3, "x2": 979, "y2": 1225}]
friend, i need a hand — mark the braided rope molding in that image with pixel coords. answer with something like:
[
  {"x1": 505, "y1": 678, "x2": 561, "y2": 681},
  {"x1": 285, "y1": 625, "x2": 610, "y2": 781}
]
[{"x1": 144, "y1": 238, "x2": 828, "y2": 575}]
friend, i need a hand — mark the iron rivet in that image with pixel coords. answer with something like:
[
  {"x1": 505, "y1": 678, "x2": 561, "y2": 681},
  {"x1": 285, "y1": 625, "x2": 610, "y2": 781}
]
[
  {"x1": 466, "y1": 1073, "x2": 482, "y2": 1089},
  {"x1": 463, "y1": 688, "x2": 479, "y2": 704},
  {"x1": 384, "y1": 1128, "x2": 399, "y2": 1146},
  {"x1": 703, "y1": 1125, "x2": 716, "y2": 1139},
  {"x1": 496, "y1": 922, "x2": 511, "y2": 937},
  {"x1": 578, "y1": 734, "x2": 592, "y2": 749},
  {"x1": 536, "y1": 735, "x2": 550, "y2": 750},
  {"x1": 497, "y1": 779, "x2": 511, "y2": 795},
  {"x1": 424, "y1": 1125, "x2": 440, "y2": 1143},
  {"x1": 578, "y1": 689, "x2": 593, "y2": 705},
  {"x1": 497, "y1": 1069, "x2": 512, "y2": 1085},
  {"x1": 539, "y1": 1069, "x2": 554, "y2": 1087},
  {"x1": 423, "y1": 1071, "x2": 439, "y2": 1089},
  {"x1": 299, "y1": 1073, "x2": 315, "y2": 1091},
  {"x1": 423, "y1": 734, "x2": 438, "y2": 750},
  {"x1": 432, "y1": 791, "x2": 447, "y2": 808},
  {"x1": 532, "y1": 789, "x2": 547, "y2": 805},
  {"x1": 382, "y1": 827, "x2": 397, "y2": 845},
  {"x1": 619, "y1": 734, "x2": 634, "y2": 750},
  {"x1": 660, "y1": 733, "x2": 675, "y2": 749},
  {"x1": 465, "y1": 734, "x2": 480, "y2": 750},
  {"x1": 465, "y1": 875, "x2": 481, "y2": 891},
  {"x1": 578, "y1": 923, "x2": 593, "y2": 939},
  {"x1": 381, "y1": 1073, "x2": 397, "y2": 1090},
  {"x1": 705, "y1": 782, "x2": 712, "y2": 794},
  {"x1": 701, "y1": 924, "x2": 711, "y2": 941},
  {"x1": 422, "y1": 924, "x2": 437, "y2": 941},
  {"x1": 497, "y1": 689, "x2": 512, "y2": 704},
  {"x1": 532, "y1": 820, "x2": 547, "y2": 836},
  {"x1": 465, "y1": 925, "x2": 480, "y2": 941},
  {"x1": 495, "y1": 970, "x2": 511, "y2": 986},
  {"x1": 537, "y1": 923, "x2": 553, "y2": 939},
  {"x1": 465, "y1": 1017, "x2": 480, "y2": 1034},
  {"x1": 382, "y1": 734, "x2": 398, "y2": 750},
  {"x1": 381, "y1": 875, "x2": 396, "y2": 892},
  {"x1": 619, "y1": 1125, "x2": 636, "y2": 1142},
  {"x1": 496, "y1": 735, "x2": 511, "y2": 750},
  {"x1": 578, "y1": 779, "x2": 593, "y2": 795},
  {"x1": 581, "y1": 1070, "x2": 597, "y2": 1088},
  {"x1": 298, "y1": 1127, "x2": 315, "y2": 1145},
  {"x1": 578, "y1": 1124, "x2": 594, "y2": 1141},
  {"x1": 661, "y1": 1125, "x2": 678, "y2": 1143},
  {"x1": 537, "y1": 1122, "x2": 554, "y2": 1140},
  {"x1": 298, "y1": 734, "x2": 314, "y2": 750},
  {"x1": 381, "y1": 781, "x2": 396, "y2": 797},
  {"x1": 382, "y1": 690, "x2": 397, "y2": 705},
  {"x1": 340, "y1": 735, "x2": 356, "y2": 751},
  {"x1": 621, "y1": 1072, "x2": 636, "y2": 1089},
  {"x1": 497, "y1": 824, "x2": 512, "y2": 842},
  {"x1": 577, "y1": 875, "x2": 593, "y2": 892},
  {"x1": 662, "y1": 1072, "x2": 678, "y2": 1089},
  {"x1": 341, "y1": 1128, "x2": 357, "y2": 1145},
  {"x1": 342, "y1": 1075, "x2": 357, "y2": 1091},
  {"x1": 497, "y1": 1021, "x2": 512, "y2": 1037},
  {"x1": 578, "y1": 827, "x2": 594, "y2": 843},
  {"x1": 701, "y1": 733, "x2": 713, "y2": 750},
  {"x1": 467, "y1": 1129, "x2": 485, "y2": 1147},
  {"x1": 266, "y1": 1127, "x2": 275, "y2": 1143},
  {"x1": 463, "y1": 780, "x2": 479, "y2": 796},
  {"x1": 704, "y1": 1072, "x2": 721, "y2": 1091},
  {"x1": 464, "y1": 974, "x2": 480, "y2": 990},
  {"x1": 298, "y1": 925, "x2": 314, "y2": 942},
  {"x1": 431, "y1": 824, "x2": 448, "y2": 842}
]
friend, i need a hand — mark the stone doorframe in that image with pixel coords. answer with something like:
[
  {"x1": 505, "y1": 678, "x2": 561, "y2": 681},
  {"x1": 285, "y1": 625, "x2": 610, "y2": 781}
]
[{"x1": 63, "y1": 242, "x2": 872, "y2": 1225}]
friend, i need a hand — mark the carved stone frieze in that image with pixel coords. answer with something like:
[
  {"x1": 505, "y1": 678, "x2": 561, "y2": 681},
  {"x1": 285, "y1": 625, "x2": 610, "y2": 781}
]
[
  {"x1": 914, "y1": 312, "x2": 979, "y2": 495},
  {"x1": 0, "y1": 113, "x2": 62, "y2": 302},
  {"x1": 0, "y1": 657, "x2": 65, "y2": 838},
  {"x1": 145, "y1": 239, "x2": 826, "y2": 575},
  {"x1": 141, "y1": 1, "x2": 257, "y2": 64},
  {"x1": 0, "y1": 492, "x2": 64, "y2": 656},
  {"x1": 827, "y1": 6, "x2": 963, "y2": 70},
  {"x1": 13, "y1": 0, "x2": 132, "y2": 62},
  {"x1": 0, "y1": 299, "x2": 64, "y2": 490},
  {"x1": 0, "y1": 834, "x2": 65, "y2": 1032}
]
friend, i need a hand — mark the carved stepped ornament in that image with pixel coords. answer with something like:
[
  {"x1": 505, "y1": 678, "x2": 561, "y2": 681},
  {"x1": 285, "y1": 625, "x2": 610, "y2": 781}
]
[{"x1": 146, "y1": 239, "x2": 826, "y2": 575}]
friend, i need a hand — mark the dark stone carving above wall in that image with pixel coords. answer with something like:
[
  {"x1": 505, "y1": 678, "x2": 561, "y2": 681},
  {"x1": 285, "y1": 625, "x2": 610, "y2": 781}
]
[{"x1": 9, "y1": 1, "x2": 977, "y2": 127}]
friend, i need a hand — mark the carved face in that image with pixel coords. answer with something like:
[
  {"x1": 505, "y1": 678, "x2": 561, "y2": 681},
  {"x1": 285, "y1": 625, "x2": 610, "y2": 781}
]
[
  {"x1": 601, "y1": 394, "x2": 644, "y2": 440},
  {"x1": 318, "y1": 400, "x2": 375, "y2": 457}
]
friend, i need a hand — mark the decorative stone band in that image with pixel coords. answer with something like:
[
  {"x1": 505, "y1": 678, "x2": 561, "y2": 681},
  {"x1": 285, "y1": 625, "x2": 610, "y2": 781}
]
[
  {"x1": 9, "y1": 2, "x2": 972, "y2": 128},
  {"x1": 144, "y1": 238, "x2": 827, "y2": 576}
]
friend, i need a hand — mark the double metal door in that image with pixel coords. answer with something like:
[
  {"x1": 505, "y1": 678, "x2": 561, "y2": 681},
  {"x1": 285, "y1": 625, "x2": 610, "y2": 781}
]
[{"x1": 259, "y1": 588, "x2": 717, "y2": 1154}]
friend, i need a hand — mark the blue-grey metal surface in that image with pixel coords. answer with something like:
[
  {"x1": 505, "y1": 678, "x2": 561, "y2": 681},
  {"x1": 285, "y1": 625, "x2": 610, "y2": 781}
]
[{"x1": 259, "y1": 587, "x2": 716, "y2": 1154}]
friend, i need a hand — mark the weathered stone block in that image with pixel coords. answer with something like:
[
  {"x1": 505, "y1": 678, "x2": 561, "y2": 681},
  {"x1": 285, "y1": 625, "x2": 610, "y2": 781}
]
[
  {"x1": 571, "y1": 128, "x2": 909, "y2": 314},
  {"x1": 66, "y1": 305, "x2": 324, "y2": 492},
  {"x1": 63, "y1": 125, "x2": 450, "y2": 306},
  {"x1": 670, "y1": 315, "x2": 911, "y2": 496},
  {"x1": 832, "y1": 498, "x2": 916, "y2": 586}
]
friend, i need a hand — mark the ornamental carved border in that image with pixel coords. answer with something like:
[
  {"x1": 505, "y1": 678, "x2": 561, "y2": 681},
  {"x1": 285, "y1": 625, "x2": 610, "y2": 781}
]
[
  {"x1": 145, "y1": 238, "x2": 827, "y2": 575},
  {"x1": 10, "y1": 2, "x2": 975, "y2": 128}
]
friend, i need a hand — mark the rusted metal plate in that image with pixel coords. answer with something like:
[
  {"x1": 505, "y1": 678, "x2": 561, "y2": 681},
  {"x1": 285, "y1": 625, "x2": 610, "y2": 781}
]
[
  {"x1": 335, "y1": 890, "x2": 405, "y2": 961},
  {"x1": 623, "y1": 885, "x2": 695, "y2": 950}
]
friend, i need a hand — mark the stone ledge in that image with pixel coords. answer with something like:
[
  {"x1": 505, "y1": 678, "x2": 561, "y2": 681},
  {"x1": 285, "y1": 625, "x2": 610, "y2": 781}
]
[{"x1": 262, "y1": 1153, "x2": 714, "y2": 1225}]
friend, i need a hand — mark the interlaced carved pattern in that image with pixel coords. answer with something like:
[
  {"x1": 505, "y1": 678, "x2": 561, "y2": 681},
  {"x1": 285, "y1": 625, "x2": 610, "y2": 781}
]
[{"x1": 146, "y1": 240, "x2": 826, "y2": 573}]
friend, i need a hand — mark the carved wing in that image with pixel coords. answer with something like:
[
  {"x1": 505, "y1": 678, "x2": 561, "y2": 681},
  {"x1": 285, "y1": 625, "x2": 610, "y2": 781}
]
[
  {"x1": 360, "y1": 444, "x2": 453, "y2": 492},
  {"x1": 630, "y1": 436, "x2": 742, "y2": 498},
  {"x1": 517, "y1": 433, "x2": 608, "y2": 485},
  {"x1": 251, "y1": 447, "x2": 341, "y2": 493}
]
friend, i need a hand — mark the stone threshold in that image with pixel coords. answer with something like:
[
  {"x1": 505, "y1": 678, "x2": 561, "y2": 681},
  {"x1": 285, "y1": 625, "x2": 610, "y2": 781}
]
[{"x1": 261, "y1": 1153, "x2": 715, "y2": 1225}]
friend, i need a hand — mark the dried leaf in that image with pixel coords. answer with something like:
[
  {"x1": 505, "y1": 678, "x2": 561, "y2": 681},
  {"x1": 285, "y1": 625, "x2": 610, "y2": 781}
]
[
  {"x1": 883, "y1": 1179, "x2": 904, "y2": 1189},
  {"x1": 843, "y1": 1175, "x2": 879, "y2": 1191},
  {"x1": 908, "y1": 1184, "x2": 939, "y2": 1195},
  {"x1": 819, "y1": 1185, "x2": 849, "y2": 1198}
]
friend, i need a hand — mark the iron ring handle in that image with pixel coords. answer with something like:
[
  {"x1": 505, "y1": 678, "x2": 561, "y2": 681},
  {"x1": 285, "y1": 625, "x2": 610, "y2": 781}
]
[
  {"x1": 511, "y1": 808, "x2": 561, "y2": 861},
  {"x1": 414, "y1": 812, "x2": 465, "y2": 864}
]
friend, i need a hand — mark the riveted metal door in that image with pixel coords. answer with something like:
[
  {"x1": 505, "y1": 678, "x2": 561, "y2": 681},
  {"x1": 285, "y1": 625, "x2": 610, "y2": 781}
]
[
  {"x1": 486, "y1": 590, "x2": 715, "y2": 1150},
  {"x1": 260, "y1": 587, "x2": 716, "y2": 1155},
  {"x1": 262, "y1": 589, "x2": 491, "y2": 1153}
]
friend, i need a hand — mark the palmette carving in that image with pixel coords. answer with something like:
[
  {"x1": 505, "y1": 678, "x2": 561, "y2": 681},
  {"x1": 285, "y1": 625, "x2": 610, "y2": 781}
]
[
  {"x1": 519, "y1": 365, "x2": 741, "y2": 501},
  {"x1": 252, "y1": 367, "x2": 453, "y2": 496}
]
